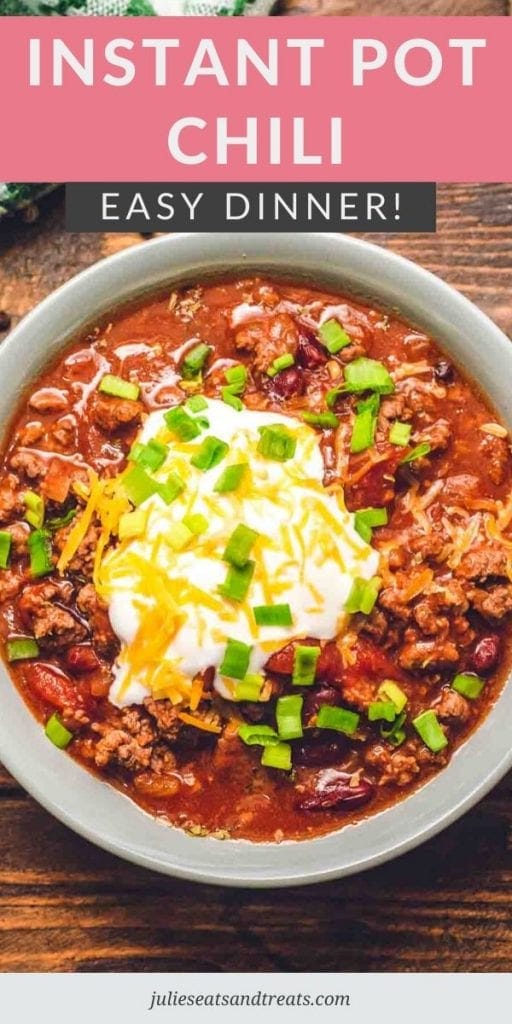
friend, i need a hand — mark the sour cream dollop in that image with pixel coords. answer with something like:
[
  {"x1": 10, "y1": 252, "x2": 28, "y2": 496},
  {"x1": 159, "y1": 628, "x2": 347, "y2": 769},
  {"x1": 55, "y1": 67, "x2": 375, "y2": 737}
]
[{"x1": 101, "y1": 398, "x2": 379, "y2": 707}]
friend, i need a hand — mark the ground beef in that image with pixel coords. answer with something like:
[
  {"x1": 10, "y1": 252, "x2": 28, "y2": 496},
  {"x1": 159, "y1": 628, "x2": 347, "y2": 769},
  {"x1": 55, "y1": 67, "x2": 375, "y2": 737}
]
[
  {"x1": 359, "y1": 607, "x2": 389, "y2": 643},
  {"x1": 92, "y1": 706, "x2": 156, "y2": 771},
  {"x1": 0, "y1": 569, "x2": 24, "y2": 605},
  {"x1": 412, "y1": 583, "x2": 469, "y2": 636},
  {"x1": 76, "y1": 583, "x2": 118, "y2": 654},
  {"x1": 457, "y1": 544, "x2": 508, "y2": 581},
  {"x1": 434, "y1": 688, "x2": 470, "y2": 723},
  {"x1": 9, "y1": 450, "x2": 47, "y2": 481},
  {"x1": 365, "y1": 743, "x2": 421, "y2": 787},
  {"x1": 234, "y1": 313, "x2": 299, "y2": 374},
  {"x1": 468, "y1": 583, "x2": 512, "y2": 621},
  {"x1": 18, "y1": 580, "x2": 87, "y2": 648},
  {"x1": 0, "y1": 474, "x2": 22, "y2": 522},
  {"x1": 143, "y1": 697, "x2": 182, "y2": 741},
  {"x1": 416, "y1": 417, "x2": 451, "y2": 453},
  {"x1": 4, "y1": 521, "x2": 30, "y2": 557},
  {"x1": 398, "y1": 638, "x2": 460, "y2": 672},
  {"x1": 91, "y1": 394, "x2": 144, "y2": 433},
  {"x1": 16, "y1": 422, "x2": 45, "y2": 447},
  {"x1": 54, "y1": 522, "x2": 100, "y2": 576},
  {"x1": 341, "y1": 676, "x2": 375, "y2": 711},
  {"x1": 49, "y1": 415, "x2": 77, "y2": 451},
  {"x1": 480, "y1": 433, "x2": 509, "y2": 486},
  {"x1": 377, "y1": 395, "x2": 414, "y2": 439}
]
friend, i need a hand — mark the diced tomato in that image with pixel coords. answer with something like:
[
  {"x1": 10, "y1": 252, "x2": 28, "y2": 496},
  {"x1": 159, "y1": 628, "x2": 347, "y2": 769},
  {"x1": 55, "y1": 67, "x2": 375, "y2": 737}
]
[
  {"x1": 345, "y1": 448, "x2": 403, "y2": 511},
  {"x1": 344, "y1": 637, "x2": 405, "y2": 686},
  {"x1": 265, "y1": 639, "x2": 343, "y2": 684},
  {"x1": 42, "y1": 458, "x2": 72, "y2": 504},
  {"x1": 22, "y1": 662, "x2": 91, "y2": 713}
]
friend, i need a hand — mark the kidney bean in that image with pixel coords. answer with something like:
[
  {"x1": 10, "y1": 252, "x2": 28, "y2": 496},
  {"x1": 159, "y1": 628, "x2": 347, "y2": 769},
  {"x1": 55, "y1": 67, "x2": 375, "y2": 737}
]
[
  {"x1": 296, "y1": 770, "x2": 375, "y2": 812},
  {"x1": 294, "y1": 734, "x2": 347, "y2": 767},
  {"x1": 296, "y1": 329, "x2": 327, "y2": 369},
  {"x1": 267, "y1": 366, "x2": 305, "y2": 400},
  {"x1": 470, "y1": 634, "x2": 500, "y2": 676},
  {"x1": 434, "y1": 360, "x2": 454, "y2": 383},
  {"x1": 65, "y1": 645, "x2": 101, "y2": 676},
  {"x1": 303, "y1": 685, "x2": 342, "y2": 721}
]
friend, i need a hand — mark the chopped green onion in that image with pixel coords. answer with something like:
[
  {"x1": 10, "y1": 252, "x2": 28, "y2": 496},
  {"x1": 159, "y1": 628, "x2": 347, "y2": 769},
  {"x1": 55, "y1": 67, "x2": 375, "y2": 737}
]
[
  {"x1": 292, "y1": 644, "x2": 320, "y2": 687},
  {"x1": 0, "y1": 530, "x2": 12, "y2": 569},
  {"x1": 452, "y1": 673, "x2": 485, "y2": 699},
  {"x1": 267, "y1": 353, "x2": 295, "y2": 377},
  {"x1": 28, "y1": 529, "x2": 53, "y2": 577},
  {"x1": 238, "y1": 723, "x2": 279, "y2": 746},
  {"x1": 195, "y1": 415, "x2": 210, "y2": 430},
  {"x1": 190, "y1": 435, "x2": 229, "y2": 472},
  {"x1": 354, "y1": 506, "x2": 388, "y2": 543},
  {"x1": 257, "y1": 425, "x2": 297, "y2": 463},
  {"x1": 185, "y1": 394, "x2": 208, "y2": 412},
  {"x1": 99, "y1": 374, "x2": 140, "y2": 401},
  {"x1": 317, "y1": 704, "x2": 360, "y2": 735},
  {"x1": 253, "y1": 603, "x2": 293, "y2": 627},
  {"x1": 221, "y1": 387, "x2": 244, "y2": 411},
  {"x1": 181, "y1": 343, "x2": 212, "y2": 379},
  {"x1": 326, "y1": 387, "x2": 345, "y2": 410},
  {"x1": 235, "y1": 674, "x2": 264, "y2": 702},
  {"x1": 345, "y1": 576, "x2": 381, "y2": 615},
  {"x1": 344, "y1": 358, "x2": 395, "y2": 395},
  {"x1": 23, "y1": 490, "x2": 45, "y2": 529},
  {"x1": 368, "y1": 700, "x2": 396, "y2": 723},
  {"x1": 319, "y1": 319, "x2": 352, "y2": 354},
  {"x1": 167, "y1": 522, "x2": 193, "y2": 551},
  {"x1": 46, "y1": 508, "x2": 77, "y2": 532},
  {"x1": 223, "y1": 523, "x2": 259, "y2": 568},
  {"x1": 389, "y1": 421, "x2": 412, "y2": 447},
  {"x1": 261, "y1": 742, "x2": 292, "y2": 771},
  {"x1": 122, "y1": 465, "x2": 158, "y2": 506},
  {"x1": 401, "y1": 442, "x2": 431, "y2": 464},
  {"x1": 158, "y1": 472, "x2": 185, "y2": 505},
  {"x1": 377, "y1": 680, "x2": 408, "y2": 713},
  {"x1": 350, "y1": 394, "x2": 380, "y2": 454},
  {"x1": 129, "y1": 439, "x2": 168, "y2": 472},
  {"x1": 118, "y1": 508, "x2": 148, "y2": 541},
  {"x1": 412, "y1": 709, "x2": 448, "y2": 753},
  {"x1": 225, "y1": 365, "x2": 247, "y2": 393},
  {"x1": 219, "y1": 638, "x2": 252, "y2": 680},
  {"x1": 276, "y1": 694, "x2": 304, "y2": 741},
  {"x1": 381, "y1": 711, "x2": 407, "y2": 747},
  {"x1": 214, "y1": 463, "x2": 248, "y2": 494},
  {"x1": 182, "y1": 512, "x2": 208, "y2": 535},
  {"x1": 45, "y1": 713, "x2": 73, "y2": 749},
  {"x1": 164, "y1": 405, "x2": 202, "y2": 442},
  {"x1": 218, "y1": 561, "x2": 255, "y2": 603},
  {"x1": 302, "y1": 411, "x2": 339, "y2": 430},
  {"x1": 6, "y1": 636, "x2": 39, "y2": 662}
]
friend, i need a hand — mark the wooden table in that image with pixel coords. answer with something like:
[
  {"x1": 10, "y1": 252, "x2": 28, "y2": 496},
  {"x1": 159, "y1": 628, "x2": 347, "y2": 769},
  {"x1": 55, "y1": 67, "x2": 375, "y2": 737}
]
[{"x1": 0, "y1": 183, "x2": 511, "y2": 973}]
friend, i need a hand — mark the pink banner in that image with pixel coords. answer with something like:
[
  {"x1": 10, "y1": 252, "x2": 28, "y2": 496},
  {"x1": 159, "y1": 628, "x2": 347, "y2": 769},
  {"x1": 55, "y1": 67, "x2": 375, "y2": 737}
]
[{"x1": 1, "y1": 16, "x2": 510, "y2": 182}]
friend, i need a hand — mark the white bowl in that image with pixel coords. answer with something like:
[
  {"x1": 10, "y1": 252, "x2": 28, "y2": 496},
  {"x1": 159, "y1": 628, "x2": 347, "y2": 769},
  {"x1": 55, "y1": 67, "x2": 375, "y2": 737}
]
[{"x1": 1, "y1": 232, "x2": 511, "y2": 887}]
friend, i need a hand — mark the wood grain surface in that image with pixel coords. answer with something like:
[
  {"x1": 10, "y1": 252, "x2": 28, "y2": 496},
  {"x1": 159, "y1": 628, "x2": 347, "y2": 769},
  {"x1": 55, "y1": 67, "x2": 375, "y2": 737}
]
[
  {"x1": 0, "y1": 183, "x2": 511, "y2": 973},
  {"x1": 278, "y1": 0, "x2": 511, "y2": 16}
]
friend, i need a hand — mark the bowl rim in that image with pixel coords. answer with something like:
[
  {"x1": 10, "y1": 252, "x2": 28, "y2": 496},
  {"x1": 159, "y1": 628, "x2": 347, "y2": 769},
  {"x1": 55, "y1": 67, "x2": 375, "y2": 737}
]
[{"x1": 0, "y1": 230, "x2": 511, "y2": 888}]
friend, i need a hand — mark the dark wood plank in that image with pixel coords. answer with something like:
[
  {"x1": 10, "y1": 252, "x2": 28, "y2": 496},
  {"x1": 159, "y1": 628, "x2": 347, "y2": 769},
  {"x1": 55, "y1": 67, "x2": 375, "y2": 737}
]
[{"x1": 0, "y1": 183, "x2": 511, "y2": 973}]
